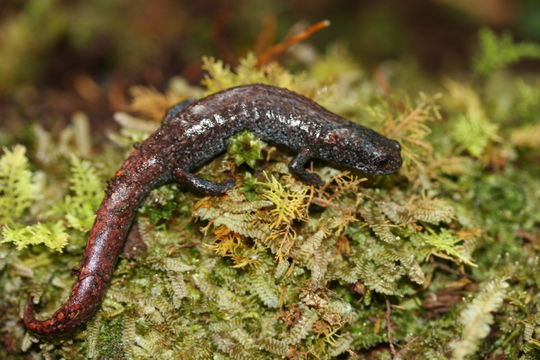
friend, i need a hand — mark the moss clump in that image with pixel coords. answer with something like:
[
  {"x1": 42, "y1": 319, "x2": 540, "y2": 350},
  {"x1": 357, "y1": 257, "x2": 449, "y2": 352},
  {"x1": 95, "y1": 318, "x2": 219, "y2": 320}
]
[
  {"x1": 1, "y1": 29, "x2": 539, "y2": 359},
  {"x1": 228, "y1": 130, "x2": 266, "y2": 168}
]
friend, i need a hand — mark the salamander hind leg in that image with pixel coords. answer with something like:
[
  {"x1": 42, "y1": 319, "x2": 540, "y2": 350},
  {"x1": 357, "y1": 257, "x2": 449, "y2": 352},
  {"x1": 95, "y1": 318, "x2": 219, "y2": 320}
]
[
  {"x1": 289, "y1": 150, "x2": 322, "y2": 186},
  {"x1": 173, "y1": 168, "x2": 235, "y2": 195}
]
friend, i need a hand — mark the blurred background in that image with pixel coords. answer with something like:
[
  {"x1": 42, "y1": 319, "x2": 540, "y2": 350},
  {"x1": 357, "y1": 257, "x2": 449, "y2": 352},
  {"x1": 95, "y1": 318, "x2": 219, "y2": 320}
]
[{"x1": 1, "y1": 0, "x2": 539, "y2": 137}]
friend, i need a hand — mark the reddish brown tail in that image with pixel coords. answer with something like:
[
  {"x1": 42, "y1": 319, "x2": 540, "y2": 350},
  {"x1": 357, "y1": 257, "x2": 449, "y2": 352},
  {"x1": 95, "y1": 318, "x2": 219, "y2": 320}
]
[
  {"x1": 23, "y1": 175, "x2": 145, "y2": 335},
  {"x1": 24, "y1": 274, "x2": 106, "y2": 335}
]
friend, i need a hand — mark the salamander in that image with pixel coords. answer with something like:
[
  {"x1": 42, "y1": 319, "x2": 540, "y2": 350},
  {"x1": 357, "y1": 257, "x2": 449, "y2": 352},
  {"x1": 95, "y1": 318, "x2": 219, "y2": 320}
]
[{"x1": 23, "y1": 84, "x2": 402, "y2": 335}]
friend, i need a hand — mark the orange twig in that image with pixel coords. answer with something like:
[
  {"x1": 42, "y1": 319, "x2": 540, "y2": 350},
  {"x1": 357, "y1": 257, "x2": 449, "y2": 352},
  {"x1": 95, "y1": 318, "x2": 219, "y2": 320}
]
[{"x1": 256, "y1": 20, "x2": 331, "y2": 67}]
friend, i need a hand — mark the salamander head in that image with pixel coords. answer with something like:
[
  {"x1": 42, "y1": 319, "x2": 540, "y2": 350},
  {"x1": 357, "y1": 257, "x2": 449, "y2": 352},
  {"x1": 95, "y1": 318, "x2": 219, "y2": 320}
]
[{"x1": 321, "y1": 124, "x2": 402, "y2": 175}]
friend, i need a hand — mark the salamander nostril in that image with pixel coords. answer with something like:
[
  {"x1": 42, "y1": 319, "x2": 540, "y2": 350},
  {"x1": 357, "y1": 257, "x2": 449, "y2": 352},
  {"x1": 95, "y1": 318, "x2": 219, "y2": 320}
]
[{"x1": 393, "y1": 141, "x2": 401, "y2": 151}]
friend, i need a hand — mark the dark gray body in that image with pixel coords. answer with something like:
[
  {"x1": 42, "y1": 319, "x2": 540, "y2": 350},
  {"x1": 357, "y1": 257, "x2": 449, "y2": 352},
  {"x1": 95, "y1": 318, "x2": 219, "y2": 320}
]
[{"x1": 147, "y1": 83, "x2": 402, "y2": 191}]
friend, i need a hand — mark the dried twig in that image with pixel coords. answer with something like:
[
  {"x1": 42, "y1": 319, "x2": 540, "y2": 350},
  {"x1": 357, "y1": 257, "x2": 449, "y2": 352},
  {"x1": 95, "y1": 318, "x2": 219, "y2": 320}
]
[{"x1": 256, "y1": 20, "x2": 330, "y2": 67}]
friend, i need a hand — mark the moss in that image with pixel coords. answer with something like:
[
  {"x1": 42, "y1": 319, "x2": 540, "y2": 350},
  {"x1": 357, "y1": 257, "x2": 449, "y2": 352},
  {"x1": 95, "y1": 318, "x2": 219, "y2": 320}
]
[
  {"x1": 1, "y1": 32, "x2": 540, "y2": 359},
  {"x1": 474, "y1": 28, "x2": 540, "y2": 76},
  {"x1": 96, "y1": 318, "x2": 126, "y2": 359},
  {"x1": 139, "y1": 184, "x2": 190, "y2": 228},
  {"x1": 228, "y1": 130, "x2": 266, "y2": 168}
]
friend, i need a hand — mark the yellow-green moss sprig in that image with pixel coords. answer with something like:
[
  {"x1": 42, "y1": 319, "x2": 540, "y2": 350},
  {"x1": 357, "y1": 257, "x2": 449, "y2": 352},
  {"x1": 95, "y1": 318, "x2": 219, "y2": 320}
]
[{"x1": 227, "y1": 130, "x2": 266, "y2": 168}]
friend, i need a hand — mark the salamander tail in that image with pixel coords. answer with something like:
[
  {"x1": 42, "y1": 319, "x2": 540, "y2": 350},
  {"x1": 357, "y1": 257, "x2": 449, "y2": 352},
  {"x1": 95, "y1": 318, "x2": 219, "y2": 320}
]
[{"x1": 23, "y1": 275, "x2": 105, "y2": 336}]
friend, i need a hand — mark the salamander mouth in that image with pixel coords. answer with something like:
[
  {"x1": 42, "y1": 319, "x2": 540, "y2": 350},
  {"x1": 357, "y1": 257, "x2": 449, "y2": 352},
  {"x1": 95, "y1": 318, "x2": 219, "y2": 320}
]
[
  {"x1": 376, "y1": 154, "x2": 403, "y2": 174},
  {"x1": 361, "y1": 152, "x2": 402, "y2": 175}
]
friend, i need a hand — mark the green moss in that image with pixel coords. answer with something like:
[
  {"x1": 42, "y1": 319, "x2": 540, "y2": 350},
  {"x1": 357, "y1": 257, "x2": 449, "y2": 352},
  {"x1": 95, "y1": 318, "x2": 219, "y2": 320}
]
[
  {"x1": 228, "y1": 130, "x2": 266, "y2": 168},
  {"x1": 2, "y1": 221, "x2": 68, "y2": 252},
  {"x1": 61, "y1": 155, "x2": 105, "y2": 232},
  {"x1": 1, "y1": 34, "x2": 540, "y2": 359},
  {"x1": 0, "y1": 145, "x2": 40, "y2": 225},
  {"x1": 139, "y1": 184, "x2": 190, "y2": 228},
  {"x1": 474, "y1": 28, "x2": 540, "y2": 76},
  {"x1": 97, "y1": 317, "x2": 126, "y2": 358}
]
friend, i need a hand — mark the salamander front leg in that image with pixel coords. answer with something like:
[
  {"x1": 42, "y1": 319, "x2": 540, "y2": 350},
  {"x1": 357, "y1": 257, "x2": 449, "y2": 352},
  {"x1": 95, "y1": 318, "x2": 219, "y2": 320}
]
[
  {"x1": 289, "y1": 150, "x2": 322, "y2": 186},
  {"x1": 173, "y1": 169, "x2": 235, "y2": 195}
]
